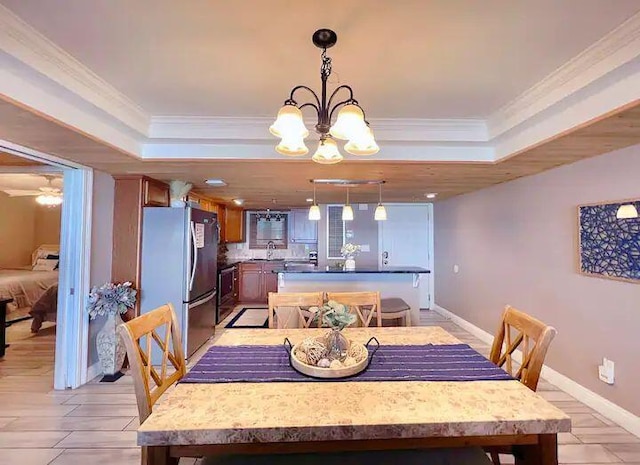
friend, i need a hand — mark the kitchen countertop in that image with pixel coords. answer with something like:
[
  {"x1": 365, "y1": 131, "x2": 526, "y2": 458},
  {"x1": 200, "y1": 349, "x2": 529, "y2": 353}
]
[
  {"x1": 219, "y1": 259, "x2": 314, "y2": 271},
  {"x1": 273, "y1": 265, "x2": 431, "y2": 274}
]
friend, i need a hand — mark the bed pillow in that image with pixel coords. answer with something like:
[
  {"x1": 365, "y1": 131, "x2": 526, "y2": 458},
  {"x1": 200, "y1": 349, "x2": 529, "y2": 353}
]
[{"x1": 33, "y1": 258, "x2": 59, "y2": 271}]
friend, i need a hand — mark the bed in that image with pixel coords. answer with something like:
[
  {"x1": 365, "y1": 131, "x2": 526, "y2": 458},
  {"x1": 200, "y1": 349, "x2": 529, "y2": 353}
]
[{"x1": 0, "y1": 245, "x2": 59, "y2": 321}]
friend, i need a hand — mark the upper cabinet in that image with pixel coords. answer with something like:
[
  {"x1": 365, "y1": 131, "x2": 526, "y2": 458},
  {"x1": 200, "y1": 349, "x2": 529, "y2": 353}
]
[
  {"x1": 225, "y1": 207, "x2": 244, "y2": 243},
  {"x1": 186, "y1": 193, "x2": 244, "y2": 244},
  {"x1": 289, "y1": 208, "x2": 318, "y2": 244}
]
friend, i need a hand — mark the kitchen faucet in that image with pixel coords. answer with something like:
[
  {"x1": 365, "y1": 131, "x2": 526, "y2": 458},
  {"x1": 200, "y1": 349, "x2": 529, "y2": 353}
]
[{"x1": 266, "y1": 240, "x2": 276, "y2": 260}]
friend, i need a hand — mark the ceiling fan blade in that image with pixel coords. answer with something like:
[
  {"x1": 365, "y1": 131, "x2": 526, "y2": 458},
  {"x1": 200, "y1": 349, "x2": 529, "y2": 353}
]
[{"x1": 4, "y1": 189, "x2": 43, "y2": 197}]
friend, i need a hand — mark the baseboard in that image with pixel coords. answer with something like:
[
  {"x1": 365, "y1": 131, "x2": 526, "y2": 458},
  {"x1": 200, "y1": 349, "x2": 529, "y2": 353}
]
[
  {"x1": 432, "y1": 304, "x2": 640, "y2": 438},
  {"x1": 86, "y1": 361, "x2": 101, "y2": 384}
]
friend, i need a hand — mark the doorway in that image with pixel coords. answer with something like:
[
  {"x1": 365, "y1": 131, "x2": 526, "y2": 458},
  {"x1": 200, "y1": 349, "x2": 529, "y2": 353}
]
[
  {"x1": 0, "y1": 141, "x2": 92, "y2": 390},
  {"x1": 378, "y1": 204, "x2": 434, "y2": 308}
]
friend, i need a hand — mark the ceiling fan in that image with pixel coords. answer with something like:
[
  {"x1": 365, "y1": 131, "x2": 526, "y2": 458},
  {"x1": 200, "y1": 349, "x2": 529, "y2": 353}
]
[{"x1": 5, "y1": 175, "x2": 63, "y2": 206}]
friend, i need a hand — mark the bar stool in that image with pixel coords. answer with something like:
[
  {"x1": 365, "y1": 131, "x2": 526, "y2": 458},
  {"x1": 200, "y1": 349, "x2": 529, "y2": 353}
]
[{"x1": 380, "y1": 297, "x2": 412, "y2": 326}]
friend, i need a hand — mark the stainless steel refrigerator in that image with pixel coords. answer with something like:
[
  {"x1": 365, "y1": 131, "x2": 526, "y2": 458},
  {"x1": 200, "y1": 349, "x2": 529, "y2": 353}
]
[{"x1": 140, "y1": 206, "x2": 218, "y2": 358}]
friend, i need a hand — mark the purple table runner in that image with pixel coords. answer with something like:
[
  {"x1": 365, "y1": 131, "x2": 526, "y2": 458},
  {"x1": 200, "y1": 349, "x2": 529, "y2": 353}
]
[{"x1": 180, "y1": 344, "x2": 513, "y2": 384}]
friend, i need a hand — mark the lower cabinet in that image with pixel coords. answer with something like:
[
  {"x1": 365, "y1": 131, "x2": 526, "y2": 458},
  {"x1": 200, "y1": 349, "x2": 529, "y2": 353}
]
[{"x1": 239, "y1": 262, "x2": 280, "y2": 303}]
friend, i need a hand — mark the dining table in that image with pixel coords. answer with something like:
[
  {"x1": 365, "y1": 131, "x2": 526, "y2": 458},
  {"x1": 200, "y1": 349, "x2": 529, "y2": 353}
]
[{"x1": 138, "y1": 326, "x2": 571, "y2": 465}]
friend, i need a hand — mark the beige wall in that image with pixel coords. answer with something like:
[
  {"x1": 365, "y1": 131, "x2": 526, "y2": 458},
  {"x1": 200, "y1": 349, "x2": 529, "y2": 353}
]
[
  {"x1": 88, "y1": 170, "x2": 115, "y2": 367},
  {"x1": 0, "y1": 192, "x2": 60, "y2": 268},
  {"x1": 434, "y1": 144, "x2": 640, "y2": 416}
]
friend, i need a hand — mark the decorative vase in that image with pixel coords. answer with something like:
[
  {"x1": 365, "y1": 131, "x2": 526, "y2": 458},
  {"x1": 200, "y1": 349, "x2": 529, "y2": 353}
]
[
  {"x1": 325, "y1": 328, "x2": 349, "y2": 362},
  {"x1": 96, "y1": 313, "x2": 127, "y2": 376},
  {"x1": 344, "y1": 258, "x2": 356, "y2": 270}
]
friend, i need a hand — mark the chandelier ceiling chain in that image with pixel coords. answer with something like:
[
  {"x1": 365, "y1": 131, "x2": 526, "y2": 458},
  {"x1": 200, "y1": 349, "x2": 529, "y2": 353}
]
[{"x1": 270, "y1": 29, "x2": 379, "y2": 164}]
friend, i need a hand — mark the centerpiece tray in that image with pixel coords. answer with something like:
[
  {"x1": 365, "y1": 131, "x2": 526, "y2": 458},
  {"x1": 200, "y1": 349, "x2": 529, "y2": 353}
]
[{"x1": 284, "y1": 336, "x2": 379, "y2": 379}]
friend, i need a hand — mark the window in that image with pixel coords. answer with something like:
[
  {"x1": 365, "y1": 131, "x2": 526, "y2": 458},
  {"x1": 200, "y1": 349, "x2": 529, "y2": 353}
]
[
  {"x1": 249, "y1": 212, "x2": 288, "y2": 249},
  {"x1": 327, "y1": 205, "x2": 345, "y2": 258}
]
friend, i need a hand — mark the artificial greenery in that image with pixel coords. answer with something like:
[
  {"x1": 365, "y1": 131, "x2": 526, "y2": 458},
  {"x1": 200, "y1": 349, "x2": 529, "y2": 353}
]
[{"x1": 312, "y1": 300, "x2": 357, "y2": 330}]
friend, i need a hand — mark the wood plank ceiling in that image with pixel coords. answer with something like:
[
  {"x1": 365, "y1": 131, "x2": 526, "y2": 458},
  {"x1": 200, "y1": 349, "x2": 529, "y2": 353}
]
[{"x1": 1, "y1": 95, "x2": 640, "y2": 209}]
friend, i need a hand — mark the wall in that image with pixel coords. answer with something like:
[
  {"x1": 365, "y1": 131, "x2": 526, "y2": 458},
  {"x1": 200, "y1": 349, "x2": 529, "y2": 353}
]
[
  {"x1": 317, "y1": 204, "x2": 379, "y2": 268},
  {"x1": 0, "y1": 192, "x2": 61, "y2": 268},
  {"x1": 88, "y1": 170, "x2": 115, "y2": 367},
  {"x1": 434, "y1": 144, "x2": 640, "y2": 416}
]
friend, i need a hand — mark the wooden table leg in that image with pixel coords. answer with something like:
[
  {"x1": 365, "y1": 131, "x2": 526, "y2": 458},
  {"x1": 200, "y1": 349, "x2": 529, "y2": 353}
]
[
  {"x1": 142, "y1": 446, "x2": 178, "y2": 465},
  {"x1": 514, "y1": 434, "x2": 558, "y2": 465}
]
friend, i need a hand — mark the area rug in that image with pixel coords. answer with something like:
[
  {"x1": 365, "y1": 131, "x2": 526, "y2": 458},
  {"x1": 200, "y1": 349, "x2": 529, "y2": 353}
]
[{"x1": 224, "y1": 307, "x2": 268, "y2": 329}]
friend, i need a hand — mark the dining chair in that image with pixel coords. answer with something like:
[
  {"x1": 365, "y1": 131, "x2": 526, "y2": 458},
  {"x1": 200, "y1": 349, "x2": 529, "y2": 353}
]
[
  {"x1": 326, "y1": 291, "x2": 382, "y2": 327},
  {"x1": 118, "y1": 304, "x2": 186, "y2": 465},
  {"x1": 486, "y1": 305, "x2": 557, "y2": 465},
  {"x1": 267, "y1": 292, "x2": 324, "y2": 328}
]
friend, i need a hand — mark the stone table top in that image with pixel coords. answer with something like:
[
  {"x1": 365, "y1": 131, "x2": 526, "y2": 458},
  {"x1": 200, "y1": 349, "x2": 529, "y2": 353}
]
[{"x1": 138, "y1": 327, "x2": 571, "y2": 447}]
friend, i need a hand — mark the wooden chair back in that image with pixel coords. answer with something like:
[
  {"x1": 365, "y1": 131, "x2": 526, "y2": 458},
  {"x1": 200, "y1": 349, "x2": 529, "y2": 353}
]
[
  {"x1": 325, "y1": 291, "x2": 382, "y2": 327},
  {"x1": 268, "y1": 292, "x2": 325, "y2": 329},
  {"x1": 117, "y1": 304, "x2": 186, "y2": 423},
  {"x1": 489, "y1": 305, "x2": 557, "y2": 391}
]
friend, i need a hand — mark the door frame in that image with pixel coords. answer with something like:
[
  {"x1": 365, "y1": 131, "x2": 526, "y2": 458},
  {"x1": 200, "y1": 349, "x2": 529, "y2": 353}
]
[
  {"x1": 0, "y1": 140, "x2": 93, "y2": 389},
  {"x1": 377, "y1": 203, "x2": 434, "y2": 309}
]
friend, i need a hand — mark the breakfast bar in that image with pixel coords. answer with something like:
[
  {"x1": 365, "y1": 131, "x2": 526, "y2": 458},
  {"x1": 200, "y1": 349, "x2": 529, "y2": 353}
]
[{"x1": 274, "y1": 266, "x2": 431, "y2": 323}]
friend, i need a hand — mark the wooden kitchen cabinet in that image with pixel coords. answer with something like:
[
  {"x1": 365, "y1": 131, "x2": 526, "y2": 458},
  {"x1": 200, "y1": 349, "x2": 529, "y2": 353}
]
[
  {"x1": 238, "y1": 262, "x2": 280, "y2": 303},
  {"x1": 112, "y1": 175, "x2": 170, "y2": 316},
  {"x1": 224, "y1": 207, "x2": 244, "y2": 243},
  {"x1": 289, "y1": 208, "x2": 318, "y2": 243}
]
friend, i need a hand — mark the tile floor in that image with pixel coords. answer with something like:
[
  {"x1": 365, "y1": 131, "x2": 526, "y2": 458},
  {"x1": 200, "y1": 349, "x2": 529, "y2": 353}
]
[{"x1": 0, "y1": 308, "x2": 638, "y2": 465}]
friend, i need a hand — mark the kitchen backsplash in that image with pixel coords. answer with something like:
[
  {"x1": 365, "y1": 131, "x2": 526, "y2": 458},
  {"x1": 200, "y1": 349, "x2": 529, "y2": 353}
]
[{"x1": 226, "y1": 242, "x2": 317, "y2": 261}]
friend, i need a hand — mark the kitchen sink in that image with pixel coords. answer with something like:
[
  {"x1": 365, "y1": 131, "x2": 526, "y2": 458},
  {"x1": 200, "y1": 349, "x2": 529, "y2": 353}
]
[{"x1": 247, "y1": 258, "x2": 285, "y2": 262}]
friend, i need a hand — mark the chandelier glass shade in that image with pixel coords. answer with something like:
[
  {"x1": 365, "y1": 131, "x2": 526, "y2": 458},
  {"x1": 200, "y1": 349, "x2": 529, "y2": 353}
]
[{"x1": 271, "y1": 29, "x2": 377, "y2": 164}]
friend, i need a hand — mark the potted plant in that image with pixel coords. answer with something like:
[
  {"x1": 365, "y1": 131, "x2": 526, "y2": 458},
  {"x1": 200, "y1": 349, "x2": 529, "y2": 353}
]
[
  {"x1": 341, "y1": 243, "x2": 361, "y2": 270},
  {"x1": 86, "y1": 282, "x2": 137, "y2": 379}
]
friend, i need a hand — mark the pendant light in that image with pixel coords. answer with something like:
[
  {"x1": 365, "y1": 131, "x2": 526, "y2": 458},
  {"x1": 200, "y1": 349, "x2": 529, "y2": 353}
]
[
  {"x1": 308, "y1": 183, "x2": 321, "y2": 221},
  {"x1": 342, "y1": 187, "x2": 354, "y2": 221},
  {"x1": 374, "y1": 182, "x2": 387, "y2": 221}
]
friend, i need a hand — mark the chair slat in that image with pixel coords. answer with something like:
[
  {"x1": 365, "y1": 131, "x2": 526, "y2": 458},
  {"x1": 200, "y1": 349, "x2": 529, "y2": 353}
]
[
  {"x1": 268, "y1": 292, "x2": 324, "y2": 329},
  {"x1": 326, "y1": 292, "x2": 382, "y2": 327}
]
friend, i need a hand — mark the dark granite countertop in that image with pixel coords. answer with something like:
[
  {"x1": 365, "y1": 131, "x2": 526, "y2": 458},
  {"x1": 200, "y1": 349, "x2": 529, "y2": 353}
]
[
  {"x1": 272, "y1": 266, "x2": 431, "y2": 274},
  {"x1": 218, "y1": 259, "x2": 316, "y2": 272}
]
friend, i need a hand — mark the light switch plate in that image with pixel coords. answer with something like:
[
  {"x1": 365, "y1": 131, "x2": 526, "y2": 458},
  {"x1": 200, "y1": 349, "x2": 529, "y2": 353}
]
[
  {"x1": 360, "y1": 244, "x2": 370, "y2": 252},
  {"x1": 358, "y1": 204, "x2": 368, "y2": 210}
]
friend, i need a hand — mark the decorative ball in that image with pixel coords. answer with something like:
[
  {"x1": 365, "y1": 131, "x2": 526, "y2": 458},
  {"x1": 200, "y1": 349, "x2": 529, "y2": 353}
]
[
  {"x1": 295, "y1": 351, "x2": 308, "y2": 365},
  {"x1": 329, "y1": 360, "x2": 343, "y2": 369},
  {"x1": 348, "y1": 344, "x2": 367, "y2": 362},
  {"x1": 343, "y1": 356, "x2": 356, "y2": 367},
  {"x1": 306, "y1": 345, "x2": 327, "y2": 366},
  {"x1": 317, "y1": 358, "x2": 331, "y2": 368}
]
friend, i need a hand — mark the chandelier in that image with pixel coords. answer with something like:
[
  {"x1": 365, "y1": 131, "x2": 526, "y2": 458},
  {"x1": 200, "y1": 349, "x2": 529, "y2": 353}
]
[
  {"x1": 35, "y1": 193, "x2": 62, "y2": 207},
  {"x1": 270, "y1": 29, "x2": 379, "y2": 164}
]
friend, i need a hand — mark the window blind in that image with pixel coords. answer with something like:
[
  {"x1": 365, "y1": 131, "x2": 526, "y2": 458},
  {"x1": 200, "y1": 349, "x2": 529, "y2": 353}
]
[{"x1": 327, "y1": 205, "x2": 345, "y2": 258}]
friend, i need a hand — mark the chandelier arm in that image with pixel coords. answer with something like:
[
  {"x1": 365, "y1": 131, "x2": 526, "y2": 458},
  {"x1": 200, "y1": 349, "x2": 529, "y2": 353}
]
[
  {"x1": 327, "y1": 85, "x2": 355, "y2": 109},
  {"x1": 298, "y1": 102, "x2": 321, "y2": 117},
  {"x1": 289, "y1": 86, "x2": 321, "y2": 109}
]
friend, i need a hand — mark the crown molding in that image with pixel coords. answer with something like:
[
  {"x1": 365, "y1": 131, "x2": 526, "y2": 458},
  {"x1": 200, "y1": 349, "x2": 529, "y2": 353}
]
[
  {"x1": 0, "y1": 4, "x2": 149, "y2": 136},
  {"x1": 148, "y1": 116, "x2": 489, "y2": 142},
  {"x1": 141, "y1": 140, "x2": 495, "y2": 162},
  {"x1": 488, "y1": 10, "x2": 640, "y2": 138}
]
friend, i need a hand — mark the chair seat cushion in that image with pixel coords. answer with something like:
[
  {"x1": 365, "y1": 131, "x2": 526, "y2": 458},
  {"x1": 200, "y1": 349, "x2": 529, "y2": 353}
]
[
  {"x1": 381, "y1": 297, "x2": 411, "y2": 313},
  {"x1": 202, "y1": 447, "x2": 492, "y2": 465}
]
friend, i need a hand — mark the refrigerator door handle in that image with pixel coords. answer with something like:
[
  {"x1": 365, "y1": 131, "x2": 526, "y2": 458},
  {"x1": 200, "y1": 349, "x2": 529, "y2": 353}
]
[
  {"x1": 189, "y1": 290, "x2": 217, "y2": 308},
  {"x1": 189, "y1": 221, "x2": 198, "y2": 292}
]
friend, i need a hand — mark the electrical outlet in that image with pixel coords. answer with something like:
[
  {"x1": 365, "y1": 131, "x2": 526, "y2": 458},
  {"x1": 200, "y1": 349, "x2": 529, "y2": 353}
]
[
  {"x1": 598, "y1": 357, "x2": 615, "y2": 384},
  {"x1": 453, "y1": 264, "x2": 459, "y2": 274}
]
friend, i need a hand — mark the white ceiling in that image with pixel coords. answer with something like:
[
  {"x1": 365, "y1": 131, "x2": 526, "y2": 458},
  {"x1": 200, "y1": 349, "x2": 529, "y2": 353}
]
[{"x1": 2, "y1": 0, "x2": 639, "y2": 119}]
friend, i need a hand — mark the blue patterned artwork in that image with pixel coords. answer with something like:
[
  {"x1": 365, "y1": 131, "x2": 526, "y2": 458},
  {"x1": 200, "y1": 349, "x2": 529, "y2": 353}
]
[{"x1": 579, "y1": 201, "x2": 640, "y2": 281}]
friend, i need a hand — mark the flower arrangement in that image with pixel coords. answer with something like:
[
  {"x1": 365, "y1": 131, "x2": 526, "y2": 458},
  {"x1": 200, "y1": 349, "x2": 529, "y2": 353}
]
[
  {"x1": 86, "y1": 282, "x2": 137, "y2": 320},
  {"x1": 312, "y1": 300, "x2": 357, "y2": 330},
  {"x1": 340, "y1": 243, "x2": 361, "y2": 259}
]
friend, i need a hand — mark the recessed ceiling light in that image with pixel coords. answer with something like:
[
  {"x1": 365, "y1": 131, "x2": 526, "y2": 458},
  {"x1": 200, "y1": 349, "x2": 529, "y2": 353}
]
[
  {"x1": 425, "y1": 193, "x2": 437, "y2": 199},
  {"x1": 233, "y1": 199, "x2": 244, "y2": 206},
  {"x1": 205, "y1": 179, "x2": 226, "y2": 186},
  {"x1": 306, "y1": 198, "x2": 313, "y2": 202}
]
